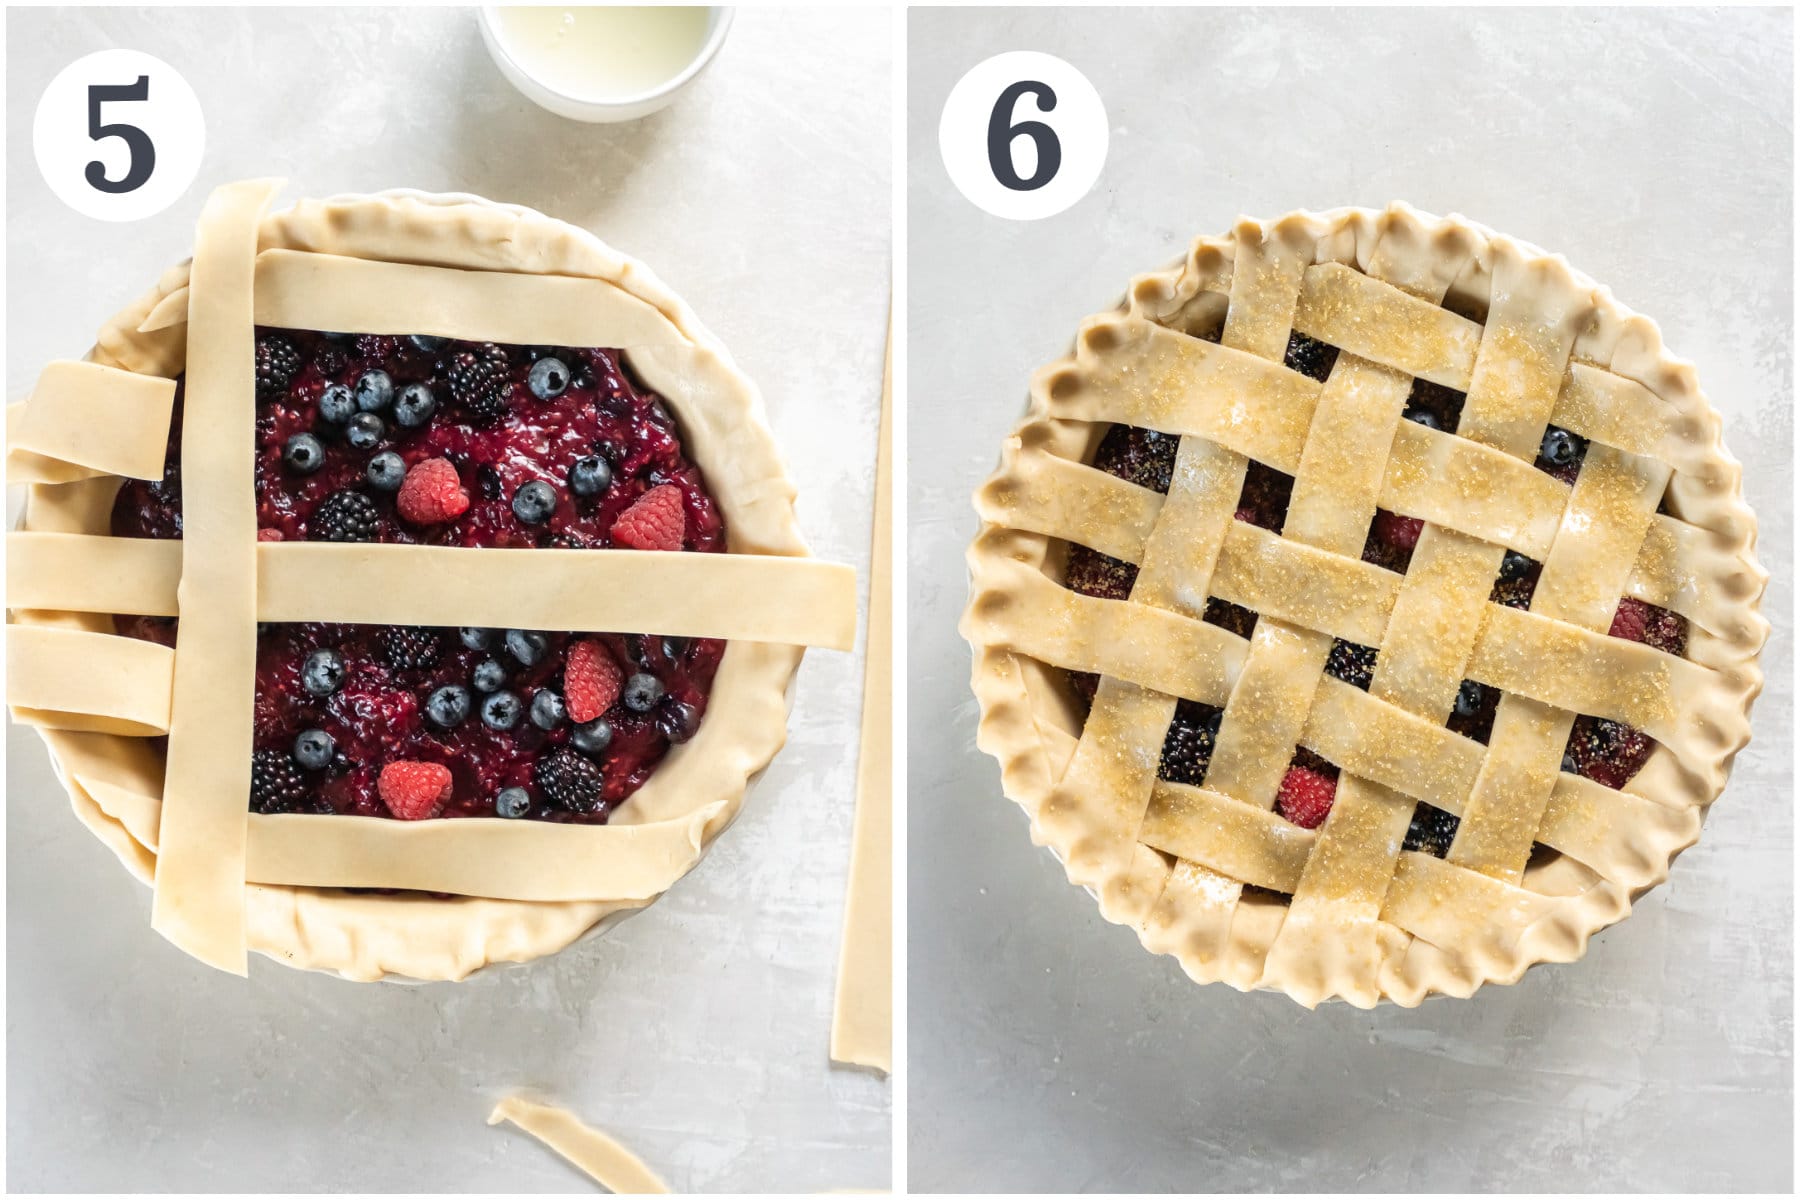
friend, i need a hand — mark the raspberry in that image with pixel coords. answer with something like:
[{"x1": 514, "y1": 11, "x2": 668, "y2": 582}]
[
  {"x1": 1276, "y1": 765, "x2": 1338, "y2": 830},
  {"x1": 377, "y1": 760, "x2": 452, "y2": 820},
  {"x1": 564, "y1": 638, "x2": 623, "y2": 723},
  {"x1": 1610, "y1": 597, "x2": 1688, "y2": 655},
  {"x1": 1374, "y1": 510, "x2": 1424, "y2": 552},
  {"x1": 396, "y1": 458, "x2": 470, "y2": 526},
  {"x1": 257, "y1": 527, "x2": 284, "y2": 542},
  {"x1": 255, "y1": 335, "x2": 303, "y2": 401},
  {"x1": 610, "y1": 484, "x2": 686, "y2": 551}
]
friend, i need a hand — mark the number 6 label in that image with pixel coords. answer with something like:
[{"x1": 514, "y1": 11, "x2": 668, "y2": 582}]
[
  {"x1": 34, "y1": 49, "x2": 204, "y2": 222},
  {"x1": 940, "y1": 51, "x2": 1108, "y2": 221}
]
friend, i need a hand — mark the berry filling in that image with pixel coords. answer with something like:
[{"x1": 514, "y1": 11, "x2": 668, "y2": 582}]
[
  {"x1": 1060, "y1": 329, "x2": 1696, "y2": 851},
  {"x1": 112, "y1": 330, "x2": 728, "y2": 822}
]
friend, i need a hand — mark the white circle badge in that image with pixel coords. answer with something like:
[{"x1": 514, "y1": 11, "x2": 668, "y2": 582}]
[
  {"x1": 33, "y1": 49, "x2": 205, "y2": 223},
  {"x1": 938, "y1": 50, "x2": 1108, "y2": 221}
]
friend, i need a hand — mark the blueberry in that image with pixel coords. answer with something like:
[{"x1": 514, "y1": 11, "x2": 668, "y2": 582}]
[
  {"x1": 477, "y1": 465, "x2": 504, "y2": 501},
  {"x1": 1404, "y1": 408, "x2": 1441, "y2": 431},
  {"x1": 528, "y1": 356, "x2": 571, "y2": 400},
  {"x1": 1453, "y1": 680, "x2": 1484, "y2": 719},
  {"x1": 494, "y1": 786, "x2": 531, "y2": 819},
  {"x1": 346, "y1": 411, "x2": 385, "y2": 451},
  {"x1": 318, "y1": 383, "x2": 358, "y2": 424},
  {"x1": 512, "y1": 480, "x2": 557, "y2": 525},
  {"x1": 1499, "y1": 551, "x2": 1534, "y2": 581},
  {"x1": 529, "y1": 689, "x2": 567, "y2": 730},
  {"x1": 481, "y1": 690, "x2": 522, "y2": 731},
  {"x1": 393, "y1": 382, "x2": 436, "y2": 428},
  {"x1": 1561, "y1": 752, "x2": 1578, "y2": 774},
  {"x1": 568, "y1": 454, "x2": 613, "y2": 498},
  {"x1": 426, "y1": 684, "x2": 472, "y2": 728},
  {"x1": 570, "y1": 718, "x2": 614, "y2": 755},
  {"x1": 410, "y1": 334, "x2": 448, "y2": 352},
  {"x1": 293, "y1": 728, "x2": 335, "y2": 770},
  {"x1": 505, "y1": 629, "x2": 548, "y2": 666},
  {"x1": 657, "y1": 700, "x2": 700, "y2": 743},
  {"x1": 472, "y1": 658, "x2": 508, "y2": 693},
  {"x1": 622, "y1": 673, "x2": 665, "y2": 714},
  {"x1": 460, "y1": 627, "x2": 494, "y2": 651},
  {"x1": 367, "y1": 451, "x2": 406, "y2": 491},
  {"x1": 1539, "y1": 427, "x2": 1583, "y2": 467},
  {"x1": 302, "y1": 648, "x2": 345, "y2": 697},
  {"x1": 354, "y1": 369, "x2": 394, "y2": 413},
  {"x1": 284, "y1": 433, "x2": 325, "y2": 475},
  {"x1": 660, "y1": 636, "x2": 688, "y2": 661}
]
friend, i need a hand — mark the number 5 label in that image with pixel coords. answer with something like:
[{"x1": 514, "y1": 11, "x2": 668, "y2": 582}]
[
  {"x1": 939, "y1": 51, "x2": 1108, "y2": 221},
  {"x1": 34, "y1": 49, "x2": 204, "y2": 222}
]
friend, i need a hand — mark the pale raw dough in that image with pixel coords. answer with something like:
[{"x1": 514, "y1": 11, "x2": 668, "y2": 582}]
[
  {"x1": 7, "y1": 362, "x2": 176, "y2": 481},
  {"x1": 6, "y1": 184, "x2": 858, "y2": 981},
  {"x1": 830, "y1": 325, "x2": 892, "y2": 1073},
  {"x1": 488, "y1": 1096, "x2": 669, "y2": 1193}
]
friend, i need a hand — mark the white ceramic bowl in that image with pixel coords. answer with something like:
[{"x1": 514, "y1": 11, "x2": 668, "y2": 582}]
[{"x1": 479, "y1": 5, "x2": 734, "y2": 123}]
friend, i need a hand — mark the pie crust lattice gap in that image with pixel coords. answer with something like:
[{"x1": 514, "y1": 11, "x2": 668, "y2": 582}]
[
  {"x1": 7, "y1": 181, "x2": 857, "y2": 981},
  {"x1": 963, "y1": 204, "x2": 1766, "y2": 1008}
]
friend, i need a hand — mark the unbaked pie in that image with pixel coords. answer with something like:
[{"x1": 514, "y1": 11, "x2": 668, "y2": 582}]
[
  {"x1": 7, "y1": 180, "x2": 855, "y2": 981},
  {"x1": 964, "y1": 205, "x2": 1767, "y2": 1007}
]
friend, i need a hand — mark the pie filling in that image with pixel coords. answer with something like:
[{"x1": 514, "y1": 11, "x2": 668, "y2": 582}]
[
  {"x1": 112, "y1": 330, "x2": 726, "y2": 823},
  {"x1": 1062, "y1": 330, "x2": 1690, "y2": 869}
]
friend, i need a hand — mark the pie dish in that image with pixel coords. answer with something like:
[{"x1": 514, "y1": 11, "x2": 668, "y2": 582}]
[
  {"x1": 7, "y1": 180, "x2": 855, "y2": 981},
  {"x1": 963, "y1": 205, "x2": 1767, "y2": 1008}
]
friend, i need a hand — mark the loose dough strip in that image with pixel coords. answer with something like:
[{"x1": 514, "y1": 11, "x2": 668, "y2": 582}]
[
  {"x1": 488, "y1": 1096, "x2": 670, "y2": 1193},
  {"x1": 6, "y1": 625, "x2": 175, "y2": 735},
  {"x1": 245, "y1": 806, "x2": 718, "y2": 900},
  {"x1": 149, "y1": 178, "x2": 280, "y2": 975},
  {"x1": 139, "y1": 249, "x2": 689, "y2": 349},
  {"x1": 6, "y1": 362, "x2": 177, "y2": 481},
  {"x1": 259, "y1": 544, "x2": 857, "y2": 649},
  {"x1": 6, "y1": 537, "x2": 856, "y2": 649},
  {"x1": 831, "y1": 327, "x2": 891, "y2": 1073}
]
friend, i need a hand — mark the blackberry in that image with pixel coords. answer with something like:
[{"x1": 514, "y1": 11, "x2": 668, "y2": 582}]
[
  {"x1": 447, "y1": 346, "x2": 512, "y2": 424},
  {"x1": 1283, "y1": 331, "x2": 1339, "y2": 382},
  {"x1": 1158, "y1": 701, "x2": 1223, "y2": 786},
  {"x1": 1326, "y1": 640, "x2": 1377, "y2": 690},
  {"x1": 1064, "y1": 545, "x2": 1137, "y2": 601},
  {"x1": 355, "y1": 334, "x2": 400, "y2": 363},
  {"x1": 311, "y1": 490, "x2": 379, "y2": 542},
  {"x1": 1402, "y1": 804, "x2": 1461, "y2": 857},
  {"x1": 535, "y1": 747, "x2": 606, "y2": 815},
  {"x1": 255, "y1": 335, "x2": 303, "y2": 401},
  {"x1": 1090, "y1": 424, "x2": 1179, "y2": 494},
  {"x1": 1202, "y1": 597, "x2": 1258, "y2": 640},
  {"x1": 378, "y1": 626, "x2": 443, "y2": 671},
  {"x1": 250, "y1": 748, "x2": 310, "y2": 814}
]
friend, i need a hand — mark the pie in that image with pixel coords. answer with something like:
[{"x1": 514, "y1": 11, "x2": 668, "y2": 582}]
[
  {"x1": 963, "y1": 205, "x2": 1767, "y2": 1008},
  {"x1": 7, "y1": 180, "x2": 855, "y2": 981}
]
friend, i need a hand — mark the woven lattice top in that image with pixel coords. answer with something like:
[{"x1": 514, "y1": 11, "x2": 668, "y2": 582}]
[{"x1": 965, "y1": 205, "x2": 1765, "y2": 1008}]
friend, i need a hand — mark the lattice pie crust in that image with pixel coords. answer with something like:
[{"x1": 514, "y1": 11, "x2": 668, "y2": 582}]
[{"x1": 964, "y1": 205, "x2": 1766, "y2": 1008}]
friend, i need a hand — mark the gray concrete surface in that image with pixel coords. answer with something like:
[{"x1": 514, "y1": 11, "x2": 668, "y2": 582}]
[
  {"x1": 6, "y1": 6, "x2": 890, "y2": 1192},
  {"x1": 907, "y1": 6, "x2": 1792, "y2": 1192}
]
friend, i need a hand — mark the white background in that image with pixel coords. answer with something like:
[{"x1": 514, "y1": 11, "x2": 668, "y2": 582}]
[
  {"x1": 6, "y1": 6, "x2": 891, "y2": 1191},
  {"x1": 907, "y1": 6, "x2": 1792, "y2": 1192}
]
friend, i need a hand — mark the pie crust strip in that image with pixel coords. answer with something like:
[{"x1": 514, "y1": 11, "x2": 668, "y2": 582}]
[
  {"x1": 139, "y1": 249, "x2": 688, "y2": 349},
  {"x1": 6, "y1": 533, "x2": 856, "y2": 649},
  {"x1": 258, "y1": 544, "x2": 858, "y2": 649},
  {"x1": 831, "y1": 325, "x2": 892, "y2": 1073},
  {"x1": 6, "y1": 625, "x2": 174, "y2": 735},
  {"x1": 148, "y1": 178, "x2": 281, "y2": 975},
  {"x1": 5, "y1": 362, "x2": 177, "y2": 481},
  {"x1": 488, "y1": 1096, "x2": 670, "y2": 1193}
]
